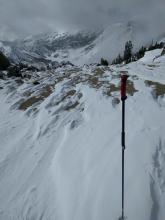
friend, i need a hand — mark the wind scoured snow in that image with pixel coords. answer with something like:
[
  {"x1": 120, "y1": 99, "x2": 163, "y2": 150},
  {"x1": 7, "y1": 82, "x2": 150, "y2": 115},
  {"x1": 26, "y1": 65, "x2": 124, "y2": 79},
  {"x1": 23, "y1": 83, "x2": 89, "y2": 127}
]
[
  {"x1": 139, "y1": 49, "x2": 163, "y2": 63},
  {"x1": 0, "y1": 49, "x2": 165, "y2": 220}
]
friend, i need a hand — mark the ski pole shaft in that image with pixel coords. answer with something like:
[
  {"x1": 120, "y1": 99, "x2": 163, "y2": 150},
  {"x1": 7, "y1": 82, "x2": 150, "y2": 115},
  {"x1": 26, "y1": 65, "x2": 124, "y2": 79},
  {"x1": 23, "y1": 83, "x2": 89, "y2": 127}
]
[
  {"x1": 120, "y1": 74, "x2": 128, "y2": 220},
  {"x1": 122, "y1": 100, "x2": 125, "y2": 220}
]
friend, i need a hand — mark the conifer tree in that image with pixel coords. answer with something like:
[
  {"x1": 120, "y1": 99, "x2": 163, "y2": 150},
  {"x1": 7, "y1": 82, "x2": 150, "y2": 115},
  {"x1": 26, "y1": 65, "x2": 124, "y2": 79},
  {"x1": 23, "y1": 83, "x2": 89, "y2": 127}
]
[{"x1": 124, "y1": 41, "x2": 133, "y2": 64}]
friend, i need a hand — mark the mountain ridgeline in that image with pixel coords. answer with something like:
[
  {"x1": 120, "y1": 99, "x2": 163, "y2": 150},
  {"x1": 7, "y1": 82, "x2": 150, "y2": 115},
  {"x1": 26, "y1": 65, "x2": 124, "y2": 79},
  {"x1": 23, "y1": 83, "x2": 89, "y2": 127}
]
[
  {"x1": 0, "y1": 31, "x2": 100, "y2": 65},
  {"x1": 0, "y1": 22, "x2": 165, "y2": 67}
]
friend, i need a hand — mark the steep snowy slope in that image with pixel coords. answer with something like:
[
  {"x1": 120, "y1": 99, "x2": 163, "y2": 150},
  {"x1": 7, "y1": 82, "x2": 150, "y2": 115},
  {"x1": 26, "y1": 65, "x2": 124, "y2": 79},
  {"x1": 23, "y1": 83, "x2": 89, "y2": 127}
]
[{"x1": 0, "y1": 49, "x2": 165, "y2": 220}]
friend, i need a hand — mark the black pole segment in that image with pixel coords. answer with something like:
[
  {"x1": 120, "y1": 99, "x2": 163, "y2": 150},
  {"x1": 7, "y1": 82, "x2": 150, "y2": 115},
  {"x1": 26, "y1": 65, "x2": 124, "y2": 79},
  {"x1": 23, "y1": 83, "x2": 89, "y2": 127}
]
[
  {"x1": 120, "y1": 74, "x2": 128, "y2": 220},
  {"x1": 121, "y1": 99, "x2": 125, "y2": 220},
  {"x1": 122, "y1": 100, "x2": 125, "y2": 150}
]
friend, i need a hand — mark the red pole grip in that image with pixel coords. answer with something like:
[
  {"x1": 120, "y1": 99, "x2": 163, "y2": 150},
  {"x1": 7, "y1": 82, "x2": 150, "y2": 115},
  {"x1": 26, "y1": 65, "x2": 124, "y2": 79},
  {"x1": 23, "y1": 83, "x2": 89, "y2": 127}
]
[{"x1": 121, "y1": 75, "x2": 129, "y2": 100}]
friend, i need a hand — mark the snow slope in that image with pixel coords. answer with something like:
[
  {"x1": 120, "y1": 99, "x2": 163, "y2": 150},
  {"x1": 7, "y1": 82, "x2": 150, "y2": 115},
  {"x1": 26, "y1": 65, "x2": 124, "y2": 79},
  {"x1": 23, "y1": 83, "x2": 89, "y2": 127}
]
[{"x1": 0, "y1": 49, "x2": 165, "y2": 220}]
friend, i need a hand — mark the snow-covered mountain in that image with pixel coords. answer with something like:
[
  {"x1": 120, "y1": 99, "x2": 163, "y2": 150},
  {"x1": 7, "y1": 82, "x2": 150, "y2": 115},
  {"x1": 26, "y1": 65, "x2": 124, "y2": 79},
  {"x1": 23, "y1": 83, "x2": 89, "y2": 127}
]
[
  {"x1": 1, "y1": 22, "x2": 164, "y2": 66},
  {"x1": 0, "y1": 30, "x2": 100, "y2": 65},
  {"x1": 0, "y1": 48, "x2": 165, "y2": 220}
]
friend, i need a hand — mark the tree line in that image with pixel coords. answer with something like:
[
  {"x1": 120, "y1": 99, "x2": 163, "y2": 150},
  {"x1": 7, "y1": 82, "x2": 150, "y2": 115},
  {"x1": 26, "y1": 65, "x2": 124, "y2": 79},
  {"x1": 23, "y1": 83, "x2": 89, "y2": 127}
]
[{"x1": 100, "y1": 40, "x2": 164, "y2": 66}]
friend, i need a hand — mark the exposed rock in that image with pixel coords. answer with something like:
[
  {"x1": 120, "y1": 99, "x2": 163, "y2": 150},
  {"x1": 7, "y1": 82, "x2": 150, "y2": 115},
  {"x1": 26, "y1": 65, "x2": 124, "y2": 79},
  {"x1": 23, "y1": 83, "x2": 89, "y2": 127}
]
[
  {"x1": 0, "y1": 71, "x2": 4, "y2": 79},
  {"x1": 33, "y1": 81, "x2": 40, "y2": 85},
  {"x1": 50, "y1": 60, "x2": 74, "y2": 69},
  {"x1": 7, "y1": 65, "x2": 22, "y2": 78},
  {"x1": 0, "y1": 51, "x2": 10, "y2": 70}
]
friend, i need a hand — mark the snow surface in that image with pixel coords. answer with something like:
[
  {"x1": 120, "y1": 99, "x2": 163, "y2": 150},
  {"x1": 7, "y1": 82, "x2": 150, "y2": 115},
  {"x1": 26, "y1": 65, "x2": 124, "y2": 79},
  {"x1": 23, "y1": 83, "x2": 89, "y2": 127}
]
[{"x1": 0, "y1": 49, "x2": 165, "y2": 220}]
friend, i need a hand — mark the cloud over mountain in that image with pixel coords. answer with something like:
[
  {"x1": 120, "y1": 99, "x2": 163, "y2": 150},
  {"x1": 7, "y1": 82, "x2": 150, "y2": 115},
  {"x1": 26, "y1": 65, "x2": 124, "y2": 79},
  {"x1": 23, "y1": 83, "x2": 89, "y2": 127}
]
[{"x1": 0, "y1": 0, "x2": 164, "y2": 40}]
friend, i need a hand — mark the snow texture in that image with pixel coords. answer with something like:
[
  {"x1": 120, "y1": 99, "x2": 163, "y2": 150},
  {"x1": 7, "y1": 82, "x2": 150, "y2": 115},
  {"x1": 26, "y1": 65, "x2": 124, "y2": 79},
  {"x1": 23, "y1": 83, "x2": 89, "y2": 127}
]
[{"x1": 0, "y1": 49, "x2": 165, "y2": 220}]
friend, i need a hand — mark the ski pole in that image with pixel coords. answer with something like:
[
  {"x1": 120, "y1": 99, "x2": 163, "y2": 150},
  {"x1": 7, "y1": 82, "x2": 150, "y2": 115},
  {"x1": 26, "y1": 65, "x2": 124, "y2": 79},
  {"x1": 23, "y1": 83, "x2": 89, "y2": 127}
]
[{"x1": 120, "y1": 74, "x2": 129, "y2": 220}]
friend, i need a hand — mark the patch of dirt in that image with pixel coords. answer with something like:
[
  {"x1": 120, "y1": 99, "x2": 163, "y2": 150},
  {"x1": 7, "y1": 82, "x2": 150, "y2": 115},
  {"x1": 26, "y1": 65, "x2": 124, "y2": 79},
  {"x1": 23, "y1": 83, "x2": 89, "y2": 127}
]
[
  {"x1": 56, "y1": 90, "x2": 77, "y2": 105},
  {"x1": 40, "y1": 85, "x2": 53, "y2": 99},
  {"x1": 88, "y1": 76, "x2": 102, "y2": 89},
  {"x1": 19, "y1": 96, "x2": 43, "y2": 110},
  {"x1": 92, "y1": 68, "x2": 105, "y2": 76},
  {"x1": 19, "y1": 85, "x2": 53, "y2": 110},
  {"x1": 106, "y1": 80, "x2": 138, "y2": 97},
  {"x1": 106, "y1": 84, "x2": 120, "y2": 96},
  {"x1": 127, "y1": 80, "x2": 138, "y2": 96},
  {"x1": 145, "y1": 80, "x2": 165, "y2": 98}
]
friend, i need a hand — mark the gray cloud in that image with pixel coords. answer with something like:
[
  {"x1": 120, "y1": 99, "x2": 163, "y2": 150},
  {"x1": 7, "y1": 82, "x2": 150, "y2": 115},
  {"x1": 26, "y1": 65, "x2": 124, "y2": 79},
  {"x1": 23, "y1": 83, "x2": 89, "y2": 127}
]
[{"x1": 0, "y1": 0, "x2": 164, "y2": 41}]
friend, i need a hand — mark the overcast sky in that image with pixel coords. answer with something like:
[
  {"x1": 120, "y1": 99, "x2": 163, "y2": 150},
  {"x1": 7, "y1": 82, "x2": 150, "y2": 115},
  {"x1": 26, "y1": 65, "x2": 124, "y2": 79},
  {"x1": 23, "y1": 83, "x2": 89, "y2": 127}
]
[{"x1": 0, "y1": 0, "x2": 165, "y2": 40}]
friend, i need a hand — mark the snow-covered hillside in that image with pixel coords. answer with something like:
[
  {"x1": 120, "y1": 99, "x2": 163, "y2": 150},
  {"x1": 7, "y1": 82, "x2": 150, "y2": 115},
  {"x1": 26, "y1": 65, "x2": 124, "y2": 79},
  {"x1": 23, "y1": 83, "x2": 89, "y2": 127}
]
[
  {"x1": 0, "y1": 30, "x2": 100, "y2": 65},
  {"x1": 1, "y1": 22, "x2": 164, "y2": 65},
  {"x1": 0, "y1": 48, "x2": 165, "y2": 220}
]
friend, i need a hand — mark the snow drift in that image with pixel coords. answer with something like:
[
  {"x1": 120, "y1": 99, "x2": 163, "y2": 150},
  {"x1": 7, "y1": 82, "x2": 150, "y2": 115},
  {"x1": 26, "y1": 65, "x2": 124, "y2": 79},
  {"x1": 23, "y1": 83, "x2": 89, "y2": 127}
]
[{"x1": 0, "y1": 49, "x2": 165, "y2": 220}]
